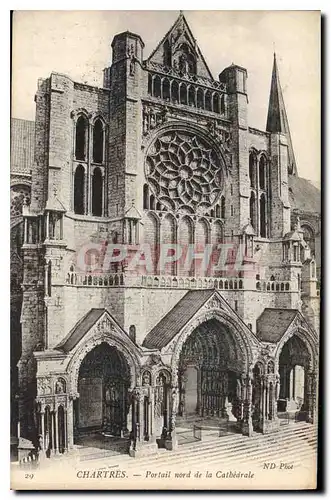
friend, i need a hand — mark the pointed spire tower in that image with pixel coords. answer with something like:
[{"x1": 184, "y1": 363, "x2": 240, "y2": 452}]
[{"x1": 266, "y1": 53, "x2": 297, "y2": 176}]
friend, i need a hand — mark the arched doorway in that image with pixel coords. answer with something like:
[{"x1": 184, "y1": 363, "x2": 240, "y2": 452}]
[
  {"x1": 74, "y1": 343, "x2": 131, "y2": 444},
  {"x1": 277, "y1": 334, "x2": 311, "y2": 420},
  {"x1": 176, "y1": 318, "x2": 247, "y2": 433}
]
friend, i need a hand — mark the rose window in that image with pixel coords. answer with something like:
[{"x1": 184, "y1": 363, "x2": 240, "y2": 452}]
[
  {"x1": 11, "y1": 186, "x2": 31, "y2": 217},
  {"x1": 145, "y1": 131, "x2": 224, "y2": 213}
]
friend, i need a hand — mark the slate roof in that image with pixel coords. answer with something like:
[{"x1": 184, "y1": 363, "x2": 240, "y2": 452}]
[
  {"x1": 11, "y1": 118, "x2": 35, "y2": 176},
  {"x1": 289, "y1": 175, "x2": 321, "y2": 215},
  {"x1": 256, "y1": 308, "x2": 298, "y2": 343},
  {"x1": 55, "y1": 308, "x2": 106, "y2": 353},
  {"x1": 142, "y1": 289, "x2": 214, "y2": 349}
]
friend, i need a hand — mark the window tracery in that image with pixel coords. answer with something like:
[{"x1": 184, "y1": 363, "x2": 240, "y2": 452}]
[
  {"x1": 11, "y1": 185, "x2": 31, "y2": 217},
  {"x1": 145, "y1": 131, "x2": 224, "y2": 214},
  {"x1": 72, "y1": 113, "x2": 106, "y2": 216}
]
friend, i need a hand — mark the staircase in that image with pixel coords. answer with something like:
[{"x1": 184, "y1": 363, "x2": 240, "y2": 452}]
[{"x1": 80, "y1": 421, "x2": 317, "y2": 471}]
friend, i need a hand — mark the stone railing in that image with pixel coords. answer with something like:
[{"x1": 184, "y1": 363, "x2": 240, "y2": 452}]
[
  {"x1": 65, "y1": 273, "x2": 294, "y2": 292},
  {"x1": 66, "y1": 272, "x2": 125, "y2": 287},
  {"x1": 256, "y1": 279, "x2": 292, "y2": 292},
  {"x1": 141, "y1": 275, "x2": 244, "y2": 290}
]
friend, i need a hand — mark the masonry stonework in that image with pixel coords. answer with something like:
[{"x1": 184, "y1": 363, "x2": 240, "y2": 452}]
[{"x1": 11, "y1": 13, "x2": 320, "y2": 458}]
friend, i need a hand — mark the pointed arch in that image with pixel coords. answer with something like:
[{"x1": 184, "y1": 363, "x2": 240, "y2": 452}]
[
  {"x1": 163, "y1": 78, "x2": 171, "y2": 101},
  {"x1": 171, "y1": 304, "x2": 257, "y2": 374},
  {"x1": 205, "y1": 90, "x2": 212, "y2": 111},
  {"x1": 197, "y1": 88, "x2": 204, "y2": 109},
  {"x1": 92, "y1": 119, "x2": 104, "y2": 164},
  {"x1": 154, "y1": 75, "x2": 162, "y2": 98},
  {"x1": 188, "y1": 85, "x2": 196, "y2": 106},
  {"x1": 75, "y1": 115, "x2": 88, "y2": 161},
  {"x1": 212, "y1": 93, "x2": 220, "y2": 114},
  {"x1": 259, "y1": 155, "x2": 266, "y2": 190},
  {"x1": 171, "y1": 80, "x2": 179, "y2": 103},
  {"x1": 249, "y1": 151, "x2": 257, "y2": 188},
  {"x1": 180, "y1": 83, "x2": 187, "y2": 105}
]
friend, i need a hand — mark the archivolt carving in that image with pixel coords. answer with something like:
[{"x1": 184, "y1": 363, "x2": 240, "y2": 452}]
[
  {"x1": 67, "y1": 317, "x2": 141, "y2": 394},
  {"x1": 145, "y1": 129, "x2": 225, "y2": 215},
  {"x1": 37, "y1": 377, "x2": 52, "y2": 396},
  {"x1": 274, "y1": 325, "x2": 318, "y2": 372},
  {"x1": 171, "y1": 307, "x2": 257, "y2": 374},
  {"x1": 140, "y1": 356, "x2": 172, "y2": 386},
  {"x1": 11, "y1": 185, "x2": 31, "y2": 217}
]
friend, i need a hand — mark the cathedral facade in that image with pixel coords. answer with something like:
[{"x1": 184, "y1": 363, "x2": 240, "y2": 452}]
[{"x1": 11, "y1": 14, "x2": 320, "y2": 458}]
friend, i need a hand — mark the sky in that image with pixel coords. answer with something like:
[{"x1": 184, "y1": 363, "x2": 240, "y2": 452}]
[{"x1": 11, "y1": 10, "x2": 320, "y2": 184}]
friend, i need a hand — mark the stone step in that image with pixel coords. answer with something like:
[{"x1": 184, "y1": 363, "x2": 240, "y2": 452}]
[
  {"x1": 138, "y1": 432, "x2": 314, "y2": 465},
  {"x1": 121, "y1": 426, "x2": 317, "y2": 470},
  {"x1": 123, "y1": 425, "x2": 316, "y2": 466},
  {"x1": 76, "y1": 423, "x2": 317, "y2": 468},
  {"x1": 123, "y1": 436, "x2": 317, "y2": 472}
]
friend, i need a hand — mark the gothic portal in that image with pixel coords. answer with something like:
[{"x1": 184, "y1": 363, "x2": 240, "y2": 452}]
[{"x1": 11, "y1": 13, "x2": 319, "y2": 459}]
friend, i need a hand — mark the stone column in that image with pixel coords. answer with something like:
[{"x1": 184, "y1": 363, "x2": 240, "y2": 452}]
[
  {"x1": 240, "y1": 375, "x2": 245, "y2": 421},
  {"x1": 39, "y1": 410, "x2": 45, "y2": 458},
  {"x1": 24, "y1": 217, "x2": 28, "y2": 244},
  {"x1": 55, "y1": 408, "x2": 59, "y2": 455},
  {"x1": 307, "y1": 371, "x2": 317, "y2": 424},
  {"x1": 261, "y1": 378, "x2": 266, "y2": 425},
  {"x1": 274, "y1": 375, "x2": 280, "y2": 419},
  {"x1": 45, "y1": 213, "x2": 50, "y2": 240},
  {"x1": 138, "y1": 392, "x2": 144, "y2": 440},
  {"x1": 64, "y1": 410, "x2": 68, "y2": 453},
  {"x1": 67, "y1": 398, "x2": 74, "y2": 450},
  {"x1": 52, "y1": 411, "x2": 56, "y2": 455},
  {"x1": 196, "y1": 370, "x2": 201, "y2": 416},
  {"x1": 127, "y1": 391, "x2": 133, "y2": 438},
  {"x1": 242, "y1": 376, "x2": 253, "y2": 437},
  {"x1": 149, "y1": 387, "x2": 155, "y2": 443},
  {"x1": 165, "y1": 386, "x2": 178, "y2": 451},
  {"x1": 129, "y1": 387, "x2": 157, "y2": 458},
  {"x1": 261, "y1": 375, "x2": 280, "y2": 433}
]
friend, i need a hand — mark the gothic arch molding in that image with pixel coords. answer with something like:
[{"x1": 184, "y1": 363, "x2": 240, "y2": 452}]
[
  {"x1": 274, "y1": 325, "x2": 318, "y2": 372},
  {"x1": 143, "y1": 120, "x2": 228, "y2": 163},
  {"x1": 70, "y1": 108, "x2": 89, "y2": 122},
  {"x1": 171, "y1": 307, "x2": 258, "y2": 376},
  {"x1": 67, "y1": 330, "x2": 141, "y2": 396}
]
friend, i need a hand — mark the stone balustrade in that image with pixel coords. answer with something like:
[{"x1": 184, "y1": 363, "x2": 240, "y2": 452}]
[{"x1": 65, "y1": 272, "x2": 294, "y2": 292}]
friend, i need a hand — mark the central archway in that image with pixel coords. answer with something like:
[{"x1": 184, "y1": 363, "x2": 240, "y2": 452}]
[{"x1": 74, "y1": 342, "x2": 131, "y2": 442}]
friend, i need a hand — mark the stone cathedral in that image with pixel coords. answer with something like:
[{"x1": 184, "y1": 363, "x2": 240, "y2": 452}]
[{"x1": 11, "y1": 13, "x2": 320, "y2": 459}]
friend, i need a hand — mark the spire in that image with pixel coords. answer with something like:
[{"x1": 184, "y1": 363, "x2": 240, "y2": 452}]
[{"x1": 266, "y1": 53, "x2": 297, "y2": 175}]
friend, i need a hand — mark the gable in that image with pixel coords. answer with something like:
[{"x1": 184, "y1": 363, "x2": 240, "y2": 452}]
[
  {"x1": 142, "y1": 289, "x2": 258, "y2": 350},
  {"x1": 147, "y1": 13, "x2": 213, "y2": 80},
  {"x1": 55, "y1": 308, "x2": 135, "y2": 353}
]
